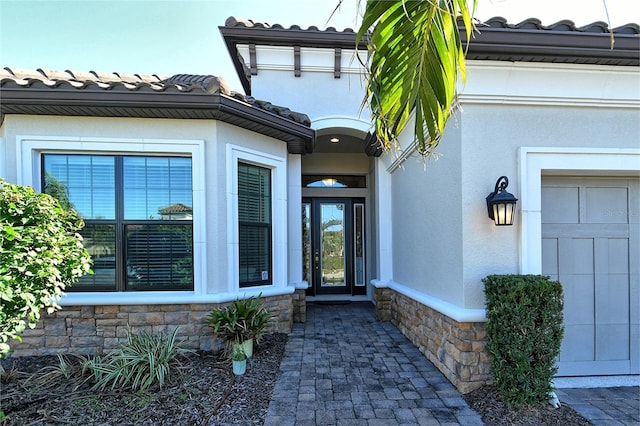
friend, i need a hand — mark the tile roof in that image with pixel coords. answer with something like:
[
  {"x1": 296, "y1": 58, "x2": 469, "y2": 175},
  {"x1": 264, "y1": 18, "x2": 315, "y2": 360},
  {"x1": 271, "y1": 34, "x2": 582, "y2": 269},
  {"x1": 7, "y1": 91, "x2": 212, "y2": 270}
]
[
  {"x1": 221, "y1": 15, "x2": 639, "y2": 93},
  {"x1": 0, "y1": 67, "x2": 314, "y2": 154},
  {"x1": 0, "y1": 67, "x2": 311, "y2": 126},
  {"x1": 159, "y1": 203, "x2": 193, "y2": 214},
  {"x1": 224, "y1": 15, "x2": 639, "y2": 36}
]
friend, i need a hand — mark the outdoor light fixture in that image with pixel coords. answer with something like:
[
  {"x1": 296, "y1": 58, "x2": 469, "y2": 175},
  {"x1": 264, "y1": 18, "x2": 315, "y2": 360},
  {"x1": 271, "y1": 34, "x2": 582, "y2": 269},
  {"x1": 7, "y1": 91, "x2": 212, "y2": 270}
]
[
  {"x1": 486, "y1": 176, "x2": 518, "y2": 226},
  {"x1": 330, "y1": 137, "x2": 340, "y2": 143}
]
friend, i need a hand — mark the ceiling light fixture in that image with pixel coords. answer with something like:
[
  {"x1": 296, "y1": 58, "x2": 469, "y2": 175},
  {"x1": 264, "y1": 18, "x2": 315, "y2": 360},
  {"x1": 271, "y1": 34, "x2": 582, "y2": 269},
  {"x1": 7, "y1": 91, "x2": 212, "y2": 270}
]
[{"x1": 330, "y1": 137, "x2": 340, "y2": 143}]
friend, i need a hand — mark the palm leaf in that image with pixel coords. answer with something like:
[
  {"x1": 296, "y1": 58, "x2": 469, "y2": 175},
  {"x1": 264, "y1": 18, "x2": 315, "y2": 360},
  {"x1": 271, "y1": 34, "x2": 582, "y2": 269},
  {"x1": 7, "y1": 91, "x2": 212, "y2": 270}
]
[{"x1": 357, "y1": 0, "x2": 476, "y2": 156}]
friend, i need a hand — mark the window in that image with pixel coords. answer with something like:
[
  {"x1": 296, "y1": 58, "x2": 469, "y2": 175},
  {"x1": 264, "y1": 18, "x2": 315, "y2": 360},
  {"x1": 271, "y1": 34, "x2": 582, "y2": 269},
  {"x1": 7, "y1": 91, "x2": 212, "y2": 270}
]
[
  {"x1": 238, "y1": 162, "x2": 271, "y2": 287},
  {"x1": 302, "y1": 175, "x2": 366, "y2": 188},
  {"x1": 43, "y1": 154, "x2": 193, "y2": 292}
]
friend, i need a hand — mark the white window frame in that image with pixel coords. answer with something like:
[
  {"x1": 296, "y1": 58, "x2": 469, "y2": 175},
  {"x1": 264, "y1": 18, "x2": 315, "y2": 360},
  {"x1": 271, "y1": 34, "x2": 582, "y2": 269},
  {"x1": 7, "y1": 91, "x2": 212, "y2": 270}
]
[
  {"x1": 16, "y1": 135, "x2": 206, "y2": 305},
  {"x1": 518, "y1": 147, "x2": 640, "y2": 274},
  {"x1": 227, "y1": 144, "x2": 287, "y2": 292}
]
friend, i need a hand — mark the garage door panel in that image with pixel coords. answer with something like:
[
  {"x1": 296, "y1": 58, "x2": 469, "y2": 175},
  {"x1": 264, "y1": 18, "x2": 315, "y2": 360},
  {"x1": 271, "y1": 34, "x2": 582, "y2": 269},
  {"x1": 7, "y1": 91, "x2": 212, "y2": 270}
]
[
  {"x1": 606, "y1": 238, "x2": 629, "y2": 274},
  {"x1": 596, "y1": 274, "x2": 630, "y2": 324},
  {"x1": 572, "y1": 238, "x2": 594, "y2": 274},
  {"x1": 542, "y1": 238, "x2": 558, "y2": 278},
  {"x1": 561, "y1": 324, "x2": 594, "y2": 361},
  {"x1": 596, "y1": 324, "x2": 630, "y2": 361},
  {"x1": 542, "y1": 186, "x2": 580, "y2": 223},
  {"x1": 585, "y1": 187, "x2": 629, "y2": 224},
  {"x1": 543, "y1": 177, "x2": 638, "y2": 377},
  {"x1": 563, "y1": 274, "x2": 594, "y2": 325},
  {"x1": 543, "y1": 224, "x2": 629, "y2": 238}
]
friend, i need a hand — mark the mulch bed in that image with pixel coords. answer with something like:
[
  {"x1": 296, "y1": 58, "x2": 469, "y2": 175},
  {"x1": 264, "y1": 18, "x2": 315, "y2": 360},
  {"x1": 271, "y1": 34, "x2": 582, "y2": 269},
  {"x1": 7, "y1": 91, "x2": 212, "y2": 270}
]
[
  {"x1": 463, "y1": 385, "x2": 592, "y2": 425},
  {"x1": 0, "y1": 333, "x2": 287, "y2": 426}
]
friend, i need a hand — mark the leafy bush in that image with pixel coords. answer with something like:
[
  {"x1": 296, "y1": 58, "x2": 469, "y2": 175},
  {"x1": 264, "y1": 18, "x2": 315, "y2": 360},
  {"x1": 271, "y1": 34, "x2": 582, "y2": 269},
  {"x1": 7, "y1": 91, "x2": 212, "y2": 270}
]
[
  {"x1": 206, "y1": 294, "x2": 272, "y2": 346},
  {"x1": 0, "y1": 179, "x2": 91, "y2": 357},
  {"x1": 89, "y1": 327, "x2": 192, "y2": 391},
  {"x1": 483, "y1": 274, "x2": 564, "y2": 407}
]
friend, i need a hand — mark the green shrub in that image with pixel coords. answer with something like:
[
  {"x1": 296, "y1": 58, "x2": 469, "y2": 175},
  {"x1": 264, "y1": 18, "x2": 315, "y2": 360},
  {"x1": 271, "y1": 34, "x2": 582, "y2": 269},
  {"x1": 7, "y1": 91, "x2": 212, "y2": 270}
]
[
  {"x1": 206, "y1": 294, "x2": 272, "y2": 346},
  {"x1": 483, "y1": 274, "x2": 564, "y2": 407},
  {"x1": 0, "y1": 179, "x2": 92, "y2": 357},
  {"x1": 89, "y1": 327, "x2": 192, "y2": 391}
]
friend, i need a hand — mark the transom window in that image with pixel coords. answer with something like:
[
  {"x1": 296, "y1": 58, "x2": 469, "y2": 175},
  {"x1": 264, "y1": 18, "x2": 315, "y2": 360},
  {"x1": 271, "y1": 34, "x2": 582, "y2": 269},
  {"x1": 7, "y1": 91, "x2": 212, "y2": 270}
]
[
  {"x1": 238, "y1": 162, "x2": 272, "y2": 287},
  {"x1": 302, "y1": 175, "x2": 366, "y2": 188},
  {"x1": 43, "y1": 154, "x2": 193, "y2": 292}
]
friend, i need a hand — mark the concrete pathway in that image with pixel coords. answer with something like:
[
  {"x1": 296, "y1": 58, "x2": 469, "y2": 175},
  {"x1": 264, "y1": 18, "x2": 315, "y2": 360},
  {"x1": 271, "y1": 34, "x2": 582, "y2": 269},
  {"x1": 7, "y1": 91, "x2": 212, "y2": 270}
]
[{"x1": 264, "y1": 302, "x2": 483, "y2": 425}]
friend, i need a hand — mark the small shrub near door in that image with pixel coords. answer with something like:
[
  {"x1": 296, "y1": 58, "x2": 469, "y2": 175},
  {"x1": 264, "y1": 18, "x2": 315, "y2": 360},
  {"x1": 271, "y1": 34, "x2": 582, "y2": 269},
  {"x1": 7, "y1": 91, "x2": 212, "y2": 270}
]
[{"x1": 483, "y1": 274, "x2": 564, "y2": 408}]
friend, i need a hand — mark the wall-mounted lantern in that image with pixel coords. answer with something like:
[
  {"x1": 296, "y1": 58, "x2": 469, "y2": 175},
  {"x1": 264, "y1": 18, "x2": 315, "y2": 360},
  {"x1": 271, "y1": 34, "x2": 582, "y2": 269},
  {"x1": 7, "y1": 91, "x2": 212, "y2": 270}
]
[{"x1": 486, "y1": 176, "x2": 518, "y2": 226}]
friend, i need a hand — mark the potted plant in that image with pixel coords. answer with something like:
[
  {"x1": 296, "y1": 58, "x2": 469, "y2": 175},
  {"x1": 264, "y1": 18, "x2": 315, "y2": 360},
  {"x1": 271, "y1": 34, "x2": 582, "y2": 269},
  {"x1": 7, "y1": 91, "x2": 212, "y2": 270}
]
[
  {"x1": 206, "y1": 294, "x2": 272, "y2": 358},
  {"x1": 230, "y1": 342, "x2": 247, "y2": 376},
  {"x1": 229, "y1": 295, "x2": 273, "y2": 357}
]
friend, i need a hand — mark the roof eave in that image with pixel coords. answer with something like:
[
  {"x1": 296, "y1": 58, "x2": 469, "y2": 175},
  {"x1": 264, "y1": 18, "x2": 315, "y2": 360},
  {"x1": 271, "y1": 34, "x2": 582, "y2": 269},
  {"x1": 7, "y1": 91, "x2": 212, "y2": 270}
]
[
  {"x1": 219, "y1": 25, "x2": 369, "y2": 96},
  {"x1": 463, "y1": 27, "x2": 640, "y2": 65},
  {"x1": 0, "y1": 88, "x2": 315, "y2": 154}
]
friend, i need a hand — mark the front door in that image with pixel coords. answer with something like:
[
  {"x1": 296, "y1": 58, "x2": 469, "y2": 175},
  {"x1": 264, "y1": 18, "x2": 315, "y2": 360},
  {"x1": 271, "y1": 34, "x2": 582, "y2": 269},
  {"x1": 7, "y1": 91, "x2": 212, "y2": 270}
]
[{"x1": 303, "y1": 198, "x2": 365, "y2": 296}]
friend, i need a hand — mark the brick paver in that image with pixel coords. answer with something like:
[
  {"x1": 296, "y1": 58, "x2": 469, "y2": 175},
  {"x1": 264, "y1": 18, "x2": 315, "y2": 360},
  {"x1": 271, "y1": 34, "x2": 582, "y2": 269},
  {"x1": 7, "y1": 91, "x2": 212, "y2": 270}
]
[{"x1": 264, "y1": 302, "x2": 483, "y2": 425}]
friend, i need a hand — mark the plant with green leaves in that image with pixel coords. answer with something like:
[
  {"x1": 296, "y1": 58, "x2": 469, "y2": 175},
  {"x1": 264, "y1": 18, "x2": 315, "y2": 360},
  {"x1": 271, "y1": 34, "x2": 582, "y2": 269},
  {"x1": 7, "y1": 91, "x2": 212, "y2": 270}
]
[
  {"x1": 0, "y1": 179, "x2": 92, "y2": 357},
  {"x1": 356, "y1": 0, "x2": 476, "y2": 157},
  {"x1": 230, "y1": 295, "x2": 272, "y2": 342},
  {"x1": 89, "y1": 327, "x2": 192, "y2": 391},
  {"x1": 483, "y1": 274, "x2": 564, "y2": 407},
  {"x1": 230, "y1": 342, "x2": 247, "y2": 362},
  {"x1": 206, "y1": 294, "x2": 272, "y2": 346}
]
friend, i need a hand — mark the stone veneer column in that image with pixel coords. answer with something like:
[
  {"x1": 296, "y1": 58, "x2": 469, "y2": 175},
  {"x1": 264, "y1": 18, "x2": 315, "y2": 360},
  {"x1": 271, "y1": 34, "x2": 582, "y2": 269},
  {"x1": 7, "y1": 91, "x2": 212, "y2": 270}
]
[
  {"x1": 389, "y1": 290, "x2": 491, "y2": 393},
  {"x1": 373, "y1": 286, "x2": 392, "y2": 321},
  {"x1": 292, "y1": 289, "x2": 307, "y2": 323}
]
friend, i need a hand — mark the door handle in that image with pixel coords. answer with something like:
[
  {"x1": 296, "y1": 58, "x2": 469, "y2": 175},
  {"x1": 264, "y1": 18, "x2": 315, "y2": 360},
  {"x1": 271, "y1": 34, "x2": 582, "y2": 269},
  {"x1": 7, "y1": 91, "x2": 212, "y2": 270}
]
[{"x1": 314, "y1": 250, "x2": 320, "y2": 270}]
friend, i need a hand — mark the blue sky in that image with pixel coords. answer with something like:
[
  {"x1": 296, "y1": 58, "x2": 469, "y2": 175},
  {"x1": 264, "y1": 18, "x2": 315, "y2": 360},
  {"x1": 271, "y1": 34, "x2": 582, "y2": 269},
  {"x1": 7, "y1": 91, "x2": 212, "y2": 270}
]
[{"x1": 1, "y1": 0, "x2": 638, "y2": 92}]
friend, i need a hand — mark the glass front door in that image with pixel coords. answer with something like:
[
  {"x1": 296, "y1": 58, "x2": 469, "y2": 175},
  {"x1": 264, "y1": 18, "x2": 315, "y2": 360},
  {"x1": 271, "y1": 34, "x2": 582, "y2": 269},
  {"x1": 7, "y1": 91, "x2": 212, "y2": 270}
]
[{"x1": 303, "y1": 198, "x2": 365, "y2": 296}]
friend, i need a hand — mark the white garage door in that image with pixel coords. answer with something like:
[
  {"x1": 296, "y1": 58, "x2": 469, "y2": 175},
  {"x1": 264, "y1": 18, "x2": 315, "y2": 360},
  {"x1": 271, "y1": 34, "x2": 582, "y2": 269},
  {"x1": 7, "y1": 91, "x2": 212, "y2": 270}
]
[{"x1": 542, "y1": 177, "x2": 639, "y2": 376}]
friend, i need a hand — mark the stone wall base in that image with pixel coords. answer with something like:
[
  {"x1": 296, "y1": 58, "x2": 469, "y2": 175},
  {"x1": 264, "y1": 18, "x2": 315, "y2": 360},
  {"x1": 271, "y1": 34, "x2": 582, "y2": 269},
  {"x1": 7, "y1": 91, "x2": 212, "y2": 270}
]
[
  {"x1": 292, "y1": 289, "x2": 307, "y2": 323},
  {"x1": 374, "y1": 288, "x2": 490, "y2": 394},
  {"x1": 7, "y1": 294, "x2": 293, "y2": 358}
]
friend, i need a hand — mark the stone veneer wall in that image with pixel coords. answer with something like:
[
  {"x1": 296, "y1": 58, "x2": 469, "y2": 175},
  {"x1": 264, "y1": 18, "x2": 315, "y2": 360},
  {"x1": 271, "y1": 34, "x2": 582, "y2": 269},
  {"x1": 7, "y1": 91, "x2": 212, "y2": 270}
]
[
  {"x1": 7, "y1": 294, "x2": 293, "y2": 358},
  {"x1": 292, "y1": 289, "x2": 307, "y2": 323},
  {"x1": 375, "y1": 288, "x2": 490, "y2": 394}
]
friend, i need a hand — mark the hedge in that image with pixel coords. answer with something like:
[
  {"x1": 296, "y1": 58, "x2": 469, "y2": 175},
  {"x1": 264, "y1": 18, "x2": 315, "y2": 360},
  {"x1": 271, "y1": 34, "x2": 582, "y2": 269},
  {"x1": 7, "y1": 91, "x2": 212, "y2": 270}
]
[{"x1": 483, "y1": 274, "x2": 564, "y2": 407}]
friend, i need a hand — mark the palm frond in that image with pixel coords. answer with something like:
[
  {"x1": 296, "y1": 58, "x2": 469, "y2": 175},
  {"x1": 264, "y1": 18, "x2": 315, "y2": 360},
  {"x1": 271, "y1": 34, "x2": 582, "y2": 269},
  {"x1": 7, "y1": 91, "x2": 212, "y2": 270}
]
[{"x1": 357, "y1": 0, "x2": 476, "y2": 156}]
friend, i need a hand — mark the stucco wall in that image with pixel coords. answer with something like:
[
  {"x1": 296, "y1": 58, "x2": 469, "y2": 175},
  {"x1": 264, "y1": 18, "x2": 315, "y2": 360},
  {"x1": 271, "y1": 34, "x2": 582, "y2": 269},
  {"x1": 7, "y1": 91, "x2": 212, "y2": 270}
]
[
  {"x1": 458, "y1": 104, "x2": 640, "y2": 308},
  {"x1": 389, "y1": 124, "x2": 465, "y2": 307},
  {"x1": 386, "y1": 61, "x2": 640, "y2": 311}
]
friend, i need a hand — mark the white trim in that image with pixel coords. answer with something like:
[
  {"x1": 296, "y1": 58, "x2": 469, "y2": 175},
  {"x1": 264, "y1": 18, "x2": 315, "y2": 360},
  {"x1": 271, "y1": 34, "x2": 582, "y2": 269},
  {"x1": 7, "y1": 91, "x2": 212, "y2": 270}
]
[
  {"x1": 59, "y1": 285, "x2": 294, "y2": 306},
  {"x1": 459, "y1": 95, "x2": 638, "y2": 108},
  {"x1": 311, "y1": 116, "x2": 372, "y2": 134},
  {"x1": 15, "y1": 135, "x2": 207, "y2": 305},
  {"x1": 373, "y1": 280, "x2": 486, "y2": 323},
  {"x1": 553, "y1": 375, "x2": 640, "y2": 389},
  {"x1": 374, "y1": 158, "x2": 393, "y2": 283},
  {"x1": 462, "y1": 61, "x2": 640, "y2": 108},
  {"x1": 287, "y1": 154, "x2": 304, "y2": 287},
  {"x1": 227, "y1": 144, "x2": 287, "y2": 291},
  {"x1": 518, "y1": 147, "x2": 640, "y2": 274}
]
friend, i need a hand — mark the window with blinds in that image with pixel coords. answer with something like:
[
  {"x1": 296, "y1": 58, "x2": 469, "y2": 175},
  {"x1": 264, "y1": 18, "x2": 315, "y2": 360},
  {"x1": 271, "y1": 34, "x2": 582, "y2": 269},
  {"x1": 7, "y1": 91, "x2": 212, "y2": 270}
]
[
  {"x1": 43, "y1": 154, "x2": 193, "y2": 292},
  {"x1": 238, "y1": 163, "x2": 272, "y2": 287}
]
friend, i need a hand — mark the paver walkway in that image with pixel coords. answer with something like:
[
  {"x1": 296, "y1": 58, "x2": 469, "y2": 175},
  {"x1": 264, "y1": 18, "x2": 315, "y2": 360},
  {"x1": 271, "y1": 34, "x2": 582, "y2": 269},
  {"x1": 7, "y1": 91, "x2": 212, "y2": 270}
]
[
  {"x1": 264, "y1": 302, "x2": 483, "y2": 425},
  {"x1": 557, "y1": 387, "x2": 640, "y2": 425}
]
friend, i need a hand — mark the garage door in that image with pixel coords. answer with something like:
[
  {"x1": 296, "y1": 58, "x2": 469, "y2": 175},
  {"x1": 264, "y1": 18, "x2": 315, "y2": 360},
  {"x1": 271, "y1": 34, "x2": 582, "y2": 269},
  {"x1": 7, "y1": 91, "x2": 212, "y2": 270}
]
[{"x1": 542, "y1": 177, "x2": 639, "y2": 376}]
